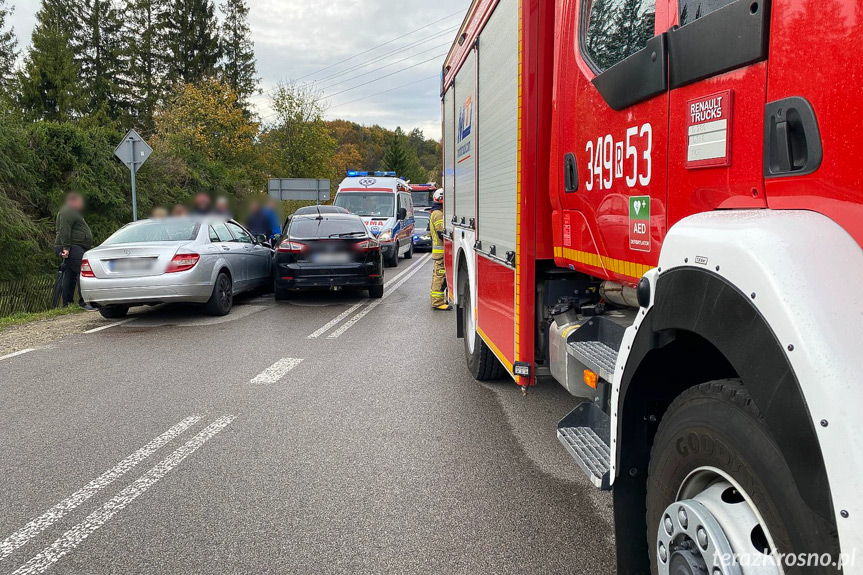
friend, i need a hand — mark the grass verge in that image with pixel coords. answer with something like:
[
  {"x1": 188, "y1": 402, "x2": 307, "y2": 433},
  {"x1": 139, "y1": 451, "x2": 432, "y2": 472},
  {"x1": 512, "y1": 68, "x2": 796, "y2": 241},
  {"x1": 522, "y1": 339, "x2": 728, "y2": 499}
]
[{"x1": 0, "y1": 306, "x2": 86, "y2": 331}]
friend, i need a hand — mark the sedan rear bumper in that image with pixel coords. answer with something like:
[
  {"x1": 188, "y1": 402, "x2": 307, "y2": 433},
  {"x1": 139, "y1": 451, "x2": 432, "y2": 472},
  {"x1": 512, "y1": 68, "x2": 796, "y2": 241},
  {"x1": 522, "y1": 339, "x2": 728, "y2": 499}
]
[{"x1": 80, "y1": 275, "x2": 213, "y2": 307}]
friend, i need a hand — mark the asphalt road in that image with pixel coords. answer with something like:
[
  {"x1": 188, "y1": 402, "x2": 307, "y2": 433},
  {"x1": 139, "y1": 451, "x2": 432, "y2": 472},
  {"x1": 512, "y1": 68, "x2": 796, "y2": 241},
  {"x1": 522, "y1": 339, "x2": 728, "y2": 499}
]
[{"x1": 0, "y1": 253, "x2": 615, "y2": 575}]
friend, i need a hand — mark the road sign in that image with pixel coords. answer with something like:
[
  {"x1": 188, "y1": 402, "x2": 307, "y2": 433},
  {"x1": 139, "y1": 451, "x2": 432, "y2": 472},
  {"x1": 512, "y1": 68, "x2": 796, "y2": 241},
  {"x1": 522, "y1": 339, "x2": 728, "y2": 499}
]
[
  {"x1": 268, "y1": 179, "x2": 331, "y2": 204},
  {"x1": 114, "y1": 129, "x2": 153, "y2": 221}
]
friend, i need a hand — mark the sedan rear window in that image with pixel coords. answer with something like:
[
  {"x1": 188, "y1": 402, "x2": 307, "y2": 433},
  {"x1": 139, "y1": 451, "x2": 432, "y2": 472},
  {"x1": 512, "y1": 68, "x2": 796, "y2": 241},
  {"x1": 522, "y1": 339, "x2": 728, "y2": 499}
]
[
  {"x1": 103, "y1": 220, "x2": 199, "y2": 245},
  {"x1": 289, "y1": 217, "x2": 367, "y2": 239}
]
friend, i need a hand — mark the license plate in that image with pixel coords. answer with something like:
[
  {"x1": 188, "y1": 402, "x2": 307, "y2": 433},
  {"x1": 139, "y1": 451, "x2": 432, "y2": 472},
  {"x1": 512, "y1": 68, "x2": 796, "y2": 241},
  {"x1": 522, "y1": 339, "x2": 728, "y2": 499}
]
[
  {"x1": 110, "y1": 259, "x2": 154, "y2": 272},
  {"x1": 312, "y1": 253, "x2": 350, "y2": 264}
]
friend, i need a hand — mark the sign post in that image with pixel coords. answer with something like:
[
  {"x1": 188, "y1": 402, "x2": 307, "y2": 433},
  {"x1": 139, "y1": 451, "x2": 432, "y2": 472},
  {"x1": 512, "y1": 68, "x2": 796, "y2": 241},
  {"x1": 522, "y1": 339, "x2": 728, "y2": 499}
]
[
  {"x1": 268, "y1": 179, "x2": 331, "y2": 204},
  {"x1": 114, "y1": 129, "x2": 153, "y2": 221}
]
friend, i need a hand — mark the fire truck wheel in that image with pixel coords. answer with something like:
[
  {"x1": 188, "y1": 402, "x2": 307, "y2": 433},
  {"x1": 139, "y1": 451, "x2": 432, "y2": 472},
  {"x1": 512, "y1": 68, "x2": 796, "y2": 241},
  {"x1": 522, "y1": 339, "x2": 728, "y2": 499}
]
[
  {"x1": 462, "y1": 286, "x2": 505, "y2": 381},
  {"x1": 646, "y1": 380, "x2": 839, "y2": 575}
]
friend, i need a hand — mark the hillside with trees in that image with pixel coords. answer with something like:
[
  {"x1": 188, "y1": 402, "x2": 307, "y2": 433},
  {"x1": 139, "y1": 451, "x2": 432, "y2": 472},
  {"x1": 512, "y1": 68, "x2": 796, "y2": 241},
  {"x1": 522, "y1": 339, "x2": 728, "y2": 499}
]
[{"x1": 0, "y1": 0, "x2": 442, "y2": 280}]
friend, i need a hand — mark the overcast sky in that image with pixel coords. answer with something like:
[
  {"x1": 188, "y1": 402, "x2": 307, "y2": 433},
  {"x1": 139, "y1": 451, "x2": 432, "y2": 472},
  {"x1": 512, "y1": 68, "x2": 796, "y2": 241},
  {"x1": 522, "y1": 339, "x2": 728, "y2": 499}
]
[{"x1": 9, "y1": 0, "x2": 467, "y2": 140}]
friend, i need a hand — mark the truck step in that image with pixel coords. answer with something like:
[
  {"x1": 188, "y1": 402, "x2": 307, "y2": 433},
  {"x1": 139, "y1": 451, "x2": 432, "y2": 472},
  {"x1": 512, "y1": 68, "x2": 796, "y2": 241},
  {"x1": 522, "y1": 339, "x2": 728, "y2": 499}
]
[
  {"x1": 567, "y1": 340, "x2": 619, "y2": 383},
  {"x1": 557, "y1": 402, "x2": 611, "y2": 490}
]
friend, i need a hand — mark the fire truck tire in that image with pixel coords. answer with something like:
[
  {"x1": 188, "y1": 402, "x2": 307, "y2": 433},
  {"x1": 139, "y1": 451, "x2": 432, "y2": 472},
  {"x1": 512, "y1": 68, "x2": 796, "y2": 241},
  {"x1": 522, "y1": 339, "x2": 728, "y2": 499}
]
[
  {"x1": 646, "y1": 380, "x2": 839, "y2": 575},
  {"x1": 462, "y1": 287, "x2": 505, "y2": 381}
]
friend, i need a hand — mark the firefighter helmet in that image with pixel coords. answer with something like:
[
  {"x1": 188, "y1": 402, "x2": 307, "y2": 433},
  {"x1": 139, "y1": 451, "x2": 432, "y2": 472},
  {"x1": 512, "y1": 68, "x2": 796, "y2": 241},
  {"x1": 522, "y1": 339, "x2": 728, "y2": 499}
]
[{"x1": 434, "y1": 189, "x2": 444, "y2": 203}]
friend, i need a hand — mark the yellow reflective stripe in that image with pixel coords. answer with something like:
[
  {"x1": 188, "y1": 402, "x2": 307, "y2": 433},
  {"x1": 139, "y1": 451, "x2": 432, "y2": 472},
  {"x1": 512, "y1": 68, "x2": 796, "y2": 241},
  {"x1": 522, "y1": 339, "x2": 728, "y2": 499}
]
[
  {"x1": 431, "y1": 291, "x2": 445, "y2": 296},
  {"x1": 432, "y1": 247, "x2": 444, "y2": 253}
]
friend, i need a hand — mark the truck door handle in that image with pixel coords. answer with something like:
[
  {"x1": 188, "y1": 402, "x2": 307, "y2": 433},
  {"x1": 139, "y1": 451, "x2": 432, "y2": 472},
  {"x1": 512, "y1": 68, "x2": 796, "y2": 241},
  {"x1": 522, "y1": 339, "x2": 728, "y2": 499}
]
[
  {"x1": 564, "y1": 153, "x2": 578, "y2": 192},
  {"x1": 765, "y1": 97, "x2": 823, "y2": 178}
]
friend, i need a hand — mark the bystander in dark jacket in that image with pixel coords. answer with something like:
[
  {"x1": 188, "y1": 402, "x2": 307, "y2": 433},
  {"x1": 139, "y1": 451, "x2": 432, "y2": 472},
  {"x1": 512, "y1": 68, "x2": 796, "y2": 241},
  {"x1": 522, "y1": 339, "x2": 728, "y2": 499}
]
[{"x1": 54, "y1": 193, "x2": 94, "y2": 308}]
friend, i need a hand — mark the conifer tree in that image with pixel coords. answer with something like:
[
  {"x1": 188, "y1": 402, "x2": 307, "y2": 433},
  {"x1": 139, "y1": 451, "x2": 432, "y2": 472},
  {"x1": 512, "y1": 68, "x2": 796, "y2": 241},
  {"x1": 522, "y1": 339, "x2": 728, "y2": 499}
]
[
  {"x1": 127, "y1": 0, "x2": 168, "y2": 132},
  {"x1": 162, "y1": 0, "x2": 221, "y2": 87},
  {"x1": 75, "y1": 0, "x2": 127, "y2": 123},
  {"x1": 18, "y1": 0, "x2": 82, "y2": 122},
  {"x1": 219, "y1": 0, "x2": 258, "y2": 109},
  {"x1": 0, "y1": 0, "x2": 18, "y2": 93}
]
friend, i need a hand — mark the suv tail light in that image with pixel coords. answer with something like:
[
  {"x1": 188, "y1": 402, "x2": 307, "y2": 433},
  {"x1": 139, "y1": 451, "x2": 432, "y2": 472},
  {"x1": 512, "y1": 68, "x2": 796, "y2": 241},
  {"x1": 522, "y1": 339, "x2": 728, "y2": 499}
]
[
  {"x1": 354, "y1": 240, "x2": 380, "y2": 252},
  {"x1": 80, "y1": 259, "x2": 95, "y2": 278},
  {"x1": 278, "y1": 240, "x2": 307, "y2": 253},
  {"x1": 167, "y1": 253, "x2": 200, "y2": 273}
]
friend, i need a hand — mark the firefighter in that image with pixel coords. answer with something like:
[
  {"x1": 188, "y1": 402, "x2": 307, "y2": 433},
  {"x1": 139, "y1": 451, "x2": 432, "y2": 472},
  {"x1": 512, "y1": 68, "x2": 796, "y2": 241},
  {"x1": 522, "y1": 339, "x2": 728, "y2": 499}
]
[{"x1": 430, "y1": 189, "x2": 451, "y2": 311}]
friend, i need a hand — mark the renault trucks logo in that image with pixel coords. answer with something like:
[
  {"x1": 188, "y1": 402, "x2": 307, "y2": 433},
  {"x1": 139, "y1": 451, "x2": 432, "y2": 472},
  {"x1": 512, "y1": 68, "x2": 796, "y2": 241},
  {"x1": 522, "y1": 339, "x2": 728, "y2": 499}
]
[
  {"x1": 358, "y1": 178, "x2": 376, "y2": 187},
  {"x1": 457, "y1": 96, "x2": 473, "y2": 159}
]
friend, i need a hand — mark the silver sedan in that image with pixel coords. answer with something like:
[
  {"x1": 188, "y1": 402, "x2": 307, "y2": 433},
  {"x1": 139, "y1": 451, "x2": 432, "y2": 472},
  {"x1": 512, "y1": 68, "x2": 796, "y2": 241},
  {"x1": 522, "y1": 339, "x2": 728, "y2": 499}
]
[{"x1": 79, "y1": 217, "x2": 273, "y2": 318}]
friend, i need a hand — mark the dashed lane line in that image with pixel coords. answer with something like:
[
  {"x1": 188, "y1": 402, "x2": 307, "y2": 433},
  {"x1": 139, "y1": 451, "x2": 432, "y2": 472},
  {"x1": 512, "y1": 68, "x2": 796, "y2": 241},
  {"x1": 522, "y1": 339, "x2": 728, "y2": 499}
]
[
  {"x1": 12, "y1": 416, "x2": 236, "y2": 575},
  {"x1": 0, "y1": 349, "x2": 35, "y2": 362},
  {"x1": 0, "y1": 416, "x2": 202, "y2": 561},
  {"x1": 83, "y1": 318, "x2": 136, "y2": 334},
  {"x1": 306, "y1": 254, "x2": 432, "y2": 339},
  {"x1": 250, "y1": 358, "x2": 304, "y2": 385},
  {"x1": 327, "y1": 256, "x2": 431, "y2": 339}
]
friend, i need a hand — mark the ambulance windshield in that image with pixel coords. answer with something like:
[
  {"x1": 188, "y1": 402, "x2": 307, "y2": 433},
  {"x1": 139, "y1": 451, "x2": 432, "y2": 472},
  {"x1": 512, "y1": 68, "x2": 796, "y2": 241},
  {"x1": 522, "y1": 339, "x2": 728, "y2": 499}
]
[{"x1": 335, "y1": 192, "x2": 395, "y2": 217}]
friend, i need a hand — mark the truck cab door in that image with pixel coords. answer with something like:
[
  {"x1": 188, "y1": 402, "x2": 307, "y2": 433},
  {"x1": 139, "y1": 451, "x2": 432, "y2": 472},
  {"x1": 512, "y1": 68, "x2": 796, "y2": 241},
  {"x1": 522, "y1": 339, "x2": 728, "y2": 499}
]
[
  {"x1": 666, "y1": 0, "x2": 771, "y2": 223},
  {"x1": 553, "y1": 0, "x2": 672, "y2": 284}
]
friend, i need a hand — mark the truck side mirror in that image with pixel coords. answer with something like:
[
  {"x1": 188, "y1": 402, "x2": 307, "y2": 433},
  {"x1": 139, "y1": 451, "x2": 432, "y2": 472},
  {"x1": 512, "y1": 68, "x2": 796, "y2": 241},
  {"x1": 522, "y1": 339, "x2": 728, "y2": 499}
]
[{"x1": 398, "y1": 207, "x2": 407, "y2": 220}]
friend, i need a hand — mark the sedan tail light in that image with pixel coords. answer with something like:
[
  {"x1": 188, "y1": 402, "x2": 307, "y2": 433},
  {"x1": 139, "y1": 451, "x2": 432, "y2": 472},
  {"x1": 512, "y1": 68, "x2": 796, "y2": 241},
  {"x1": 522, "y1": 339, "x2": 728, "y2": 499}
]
[
  {"x1": 167, "y1": 253, "x2": 200, "y2": 273},
  {"x1": 278, "y1": 240, "x2": 308, "y2": 253},
  {"x1": 80, "y1": 259, "x2": 95, "y2": 278},
  {"x1": 353, "y1": 240, "x2": 380, "y2": 252}
]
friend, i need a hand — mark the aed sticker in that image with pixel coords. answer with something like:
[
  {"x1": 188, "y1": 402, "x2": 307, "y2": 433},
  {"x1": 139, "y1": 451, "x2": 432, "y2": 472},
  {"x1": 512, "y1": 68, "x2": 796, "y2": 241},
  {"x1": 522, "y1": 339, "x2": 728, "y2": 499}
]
[
  {"x1": 686, "y1": 90, "x2": 733, "y2": 168},
  {"x1": 563, "y1": 212, "x2": 572, "y2": 247},
  {"x1": 629, "y1": 196, "x2": 651, "y2": 252}
]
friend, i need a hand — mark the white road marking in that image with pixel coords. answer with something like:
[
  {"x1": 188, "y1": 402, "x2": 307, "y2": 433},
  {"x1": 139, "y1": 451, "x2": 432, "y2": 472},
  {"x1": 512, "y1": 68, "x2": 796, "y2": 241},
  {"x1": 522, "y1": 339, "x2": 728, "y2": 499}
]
[
  {"x1": 306, "y1": 254, "x2": 432, "y2": 339},
  {"x1": 12, "y1": 416, "x2": 235, "y2": 575},
  {"x1": 0, "y1": 349, "x2": 35, "y2": 362},
  {"x1": 250, "y1": 358, "x2": 304, "y2": 384},
  {"x1": 327, "y1": 256, "x2": 431, "y2": 339},
  {"x1": 0, "y1": 416, "x2": 201, "y2": 561},
  {"x1": 306, "y1": 303, "x2": 365, "y2": 339},
  {"x1": 83, "y1": 318, "x2": 135, "y2": 334}
]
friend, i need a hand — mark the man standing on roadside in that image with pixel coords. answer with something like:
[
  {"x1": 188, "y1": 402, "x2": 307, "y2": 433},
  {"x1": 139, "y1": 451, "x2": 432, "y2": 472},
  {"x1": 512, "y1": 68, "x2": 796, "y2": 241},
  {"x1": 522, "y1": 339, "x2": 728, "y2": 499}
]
[
  {"x1": 54, "y1": 192, "x2": 95, "y2": 310},
  {"x1": 429, "y1": 189, "x2": 451, "y2": 311}
]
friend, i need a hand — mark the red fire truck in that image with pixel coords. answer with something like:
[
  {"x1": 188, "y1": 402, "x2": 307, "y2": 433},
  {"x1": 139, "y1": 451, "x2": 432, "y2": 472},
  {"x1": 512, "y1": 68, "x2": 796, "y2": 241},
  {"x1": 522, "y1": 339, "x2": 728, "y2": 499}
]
[{"x1": 441, "y1": 0, "x2": 862, "y2": 572}]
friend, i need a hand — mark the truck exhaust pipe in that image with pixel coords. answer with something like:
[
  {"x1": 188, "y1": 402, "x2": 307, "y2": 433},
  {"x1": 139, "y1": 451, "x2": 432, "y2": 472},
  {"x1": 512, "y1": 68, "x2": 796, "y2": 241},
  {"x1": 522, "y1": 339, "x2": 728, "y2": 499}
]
[{"x1": 599, "y1": 281, "x2": 639, "y2": 309}]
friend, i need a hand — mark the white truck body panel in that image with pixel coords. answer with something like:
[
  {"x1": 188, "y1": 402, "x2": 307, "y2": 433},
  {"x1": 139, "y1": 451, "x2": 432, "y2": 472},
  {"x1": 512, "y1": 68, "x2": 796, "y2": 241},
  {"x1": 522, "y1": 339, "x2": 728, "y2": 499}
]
[{"x1": 609, "y1": 210, "x2": 863, "y2": 568}]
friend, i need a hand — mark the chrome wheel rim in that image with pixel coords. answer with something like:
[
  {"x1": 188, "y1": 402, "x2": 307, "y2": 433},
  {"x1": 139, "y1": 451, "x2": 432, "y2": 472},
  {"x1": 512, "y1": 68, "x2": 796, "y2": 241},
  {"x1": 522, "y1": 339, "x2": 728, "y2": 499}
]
[{"x1": 656, "y1": 467, "x2": 783, "y2": 575}]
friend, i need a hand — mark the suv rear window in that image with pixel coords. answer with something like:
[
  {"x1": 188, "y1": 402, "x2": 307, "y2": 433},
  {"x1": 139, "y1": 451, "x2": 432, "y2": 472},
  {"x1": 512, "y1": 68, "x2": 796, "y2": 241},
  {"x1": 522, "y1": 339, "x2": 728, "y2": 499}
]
[{"x1": 289, "y1": 217, "x2": 368, "y2": 239}]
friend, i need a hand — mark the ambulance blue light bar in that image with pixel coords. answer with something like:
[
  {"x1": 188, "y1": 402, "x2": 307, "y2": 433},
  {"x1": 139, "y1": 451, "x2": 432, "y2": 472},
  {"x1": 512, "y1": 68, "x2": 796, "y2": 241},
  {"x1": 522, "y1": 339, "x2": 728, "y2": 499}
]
[{"x1": 347, "y1": 170, "x2": 397, "y2": 177}]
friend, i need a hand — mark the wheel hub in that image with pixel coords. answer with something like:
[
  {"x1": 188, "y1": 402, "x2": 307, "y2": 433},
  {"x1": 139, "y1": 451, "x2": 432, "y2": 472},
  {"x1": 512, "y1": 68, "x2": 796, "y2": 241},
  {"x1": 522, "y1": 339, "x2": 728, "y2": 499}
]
[
  {"x1": 669, "y1": 542, "x2": 709, "y2": 575},
  {"x1": 656, "y1": 469, "x2": 783, "y2": 575}
]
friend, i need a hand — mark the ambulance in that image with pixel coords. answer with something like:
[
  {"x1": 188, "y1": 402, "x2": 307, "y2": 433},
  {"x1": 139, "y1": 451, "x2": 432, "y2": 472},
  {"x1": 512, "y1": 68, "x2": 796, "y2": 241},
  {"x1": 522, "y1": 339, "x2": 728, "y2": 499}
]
[{"x1": 333, "y1": 171, "x2": 416, "y2": 267}]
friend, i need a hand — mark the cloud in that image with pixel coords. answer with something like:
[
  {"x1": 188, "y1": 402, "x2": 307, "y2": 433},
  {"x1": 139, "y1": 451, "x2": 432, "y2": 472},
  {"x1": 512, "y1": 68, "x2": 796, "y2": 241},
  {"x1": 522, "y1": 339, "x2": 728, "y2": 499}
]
[{"x1": 8, "y1": 0, "x2": 465, "y2": 139}]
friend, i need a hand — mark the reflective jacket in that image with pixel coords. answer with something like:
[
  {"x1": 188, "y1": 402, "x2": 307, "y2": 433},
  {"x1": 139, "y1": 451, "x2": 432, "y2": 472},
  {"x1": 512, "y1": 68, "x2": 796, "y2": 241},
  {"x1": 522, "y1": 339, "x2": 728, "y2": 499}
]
[{"x1": 430, "y1": 208, "x2": 444, "y2": 259}]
